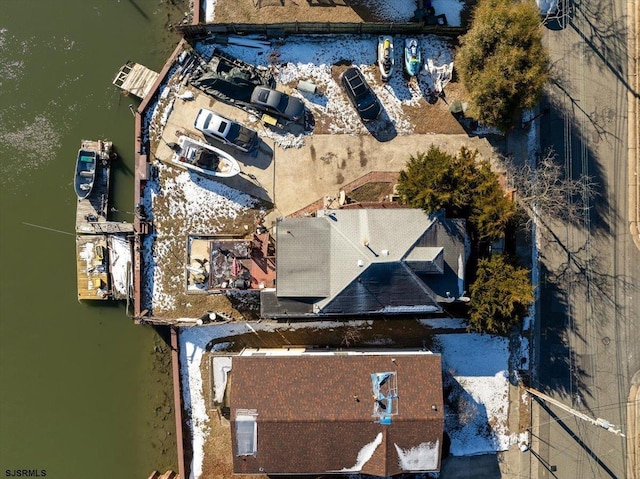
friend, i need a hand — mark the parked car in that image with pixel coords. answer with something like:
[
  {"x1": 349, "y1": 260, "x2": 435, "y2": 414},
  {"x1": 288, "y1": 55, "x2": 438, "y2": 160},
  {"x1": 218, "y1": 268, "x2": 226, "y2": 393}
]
[
  {"x1": 340, "y1": 67, "x2": 382, "y2": 122},
  {"x1": 537, "y1": 0, "x2": 569, "y2": 26},
  {"x1": 194, "y1": 108, "x2": 259, "y2": 153},
  {"x1": 250, "y1": 86, "x2": 305, "y2": 122}
]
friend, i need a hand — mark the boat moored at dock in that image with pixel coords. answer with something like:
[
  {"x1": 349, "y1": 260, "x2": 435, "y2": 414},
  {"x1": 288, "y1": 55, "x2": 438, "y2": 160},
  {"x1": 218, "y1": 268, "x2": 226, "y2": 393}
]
[{"x1": 75, "y1": 149, "x2": 97, "y2": 199}]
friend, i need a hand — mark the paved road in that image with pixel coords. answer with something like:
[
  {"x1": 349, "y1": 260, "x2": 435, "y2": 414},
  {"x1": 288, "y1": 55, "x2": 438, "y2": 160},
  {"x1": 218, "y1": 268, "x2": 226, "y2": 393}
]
[{"x1": 532, "y1": 0, "x2": 640, "y2": 476}]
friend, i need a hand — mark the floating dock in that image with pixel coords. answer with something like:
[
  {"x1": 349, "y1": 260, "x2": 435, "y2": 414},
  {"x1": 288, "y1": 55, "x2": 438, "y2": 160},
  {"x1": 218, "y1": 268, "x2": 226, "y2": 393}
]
[
  {"x1": 113, "y1": 61, "x2": 159, "y2": 100},
  {"x1": 75, "y1": 140, "x2": 134, "y2": 301}
]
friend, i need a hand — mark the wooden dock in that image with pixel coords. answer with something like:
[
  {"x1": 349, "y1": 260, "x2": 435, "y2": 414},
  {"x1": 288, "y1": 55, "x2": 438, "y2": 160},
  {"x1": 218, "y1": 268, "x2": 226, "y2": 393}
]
[
  {"x1": 113, "y1": 62, "x2": 159, "y2": 100},
  {"x1": 76, "y1": 235, "x2": 110, "y2": 300},
  {"x1": 75, "y1": 139, "x2": 134, "y2": 301}
]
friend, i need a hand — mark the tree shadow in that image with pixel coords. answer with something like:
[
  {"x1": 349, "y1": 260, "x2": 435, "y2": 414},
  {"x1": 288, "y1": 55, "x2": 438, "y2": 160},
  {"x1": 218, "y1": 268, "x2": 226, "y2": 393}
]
[
  {"x1": 535, "y1": 261, "x2": 593, "y2": 404},
  {"x1": 569, "y1": 0, "x2": 638, "y2": 97}
]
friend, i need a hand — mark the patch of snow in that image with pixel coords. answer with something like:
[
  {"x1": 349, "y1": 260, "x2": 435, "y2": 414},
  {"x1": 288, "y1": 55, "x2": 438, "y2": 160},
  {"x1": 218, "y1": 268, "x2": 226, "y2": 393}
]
[
  {"x1": 436, "y1": 334, "x2": 514, "y2": 455},
  {"x1": 437, "y1": 334, "x2": 509, "y2": 376},
  {"x1": 395, "y1": 440, "x2": 440, "y2": 471},
  {"x1": 339, "y1": 432, "x2": 383, "y2": 472},
  {"x1": 419, "y1": 318, "x2": 467, "y2": 329},
  {"x1": 203, "y1": 0, "x2": 217, "y2": 23},
  {"x1": 431, "y1": 0, "x2": 465, "y2": 27},
  {"x1": 160, "y1": 98, "x2": 174, "y2": 127},
  {"x1": 211, "y1": 355, "x2": 232, "y2": 403}
]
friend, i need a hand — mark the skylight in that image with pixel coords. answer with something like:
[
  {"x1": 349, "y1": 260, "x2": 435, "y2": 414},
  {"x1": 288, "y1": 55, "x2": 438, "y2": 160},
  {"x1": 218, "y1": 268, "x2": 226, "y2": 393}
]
[
  {"x1": 371, "y1": 371, "x2": 398, "y2": 423},
  {"x1": 236, "y1": 410, "x2": 258, "y2": 456}
]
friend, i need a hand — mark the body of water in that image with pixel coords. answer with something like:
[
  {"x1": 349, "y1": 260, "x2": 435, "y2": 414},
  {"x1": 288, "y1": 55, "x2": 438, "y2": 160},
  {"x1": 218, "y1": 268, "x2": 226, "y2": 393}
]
[{"x1": 0, "y1": 1, "x2": 186, "y2": 477}]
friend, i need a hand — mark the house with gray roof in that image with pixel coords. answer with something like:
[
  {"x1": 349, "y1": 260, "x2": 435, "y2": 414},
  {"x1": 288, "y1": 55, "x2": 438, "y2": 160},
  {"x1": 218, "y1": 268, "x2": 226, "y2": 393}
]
[
  {"x1": 229, "y1": 349, "x2": 444, "y2": 476},
  {"x1": 260, "y1": 208, "x2": 469, "y2": 318}
]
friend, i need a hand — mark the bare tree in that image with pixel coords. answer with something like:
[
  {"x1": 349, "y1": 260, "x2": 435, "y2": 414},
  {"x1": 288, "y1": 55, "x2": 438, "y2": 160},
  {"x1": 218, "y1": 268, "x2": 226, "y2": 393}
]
[{"x1": 504, "y1": 149, "x2": 597, "y2": 226}]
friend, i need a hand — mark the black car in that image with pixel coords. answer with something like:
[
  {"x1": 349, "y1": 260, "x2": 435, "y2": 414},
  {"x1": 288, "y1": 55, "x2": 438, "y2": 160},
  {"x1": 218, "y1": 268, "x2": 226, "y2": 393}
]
[
  {"x1": 340, "y1": 67, "x2": 382, "y2": 122},
  {"x1": 250, "y1": 86, "x2": 305, "y2": 122}
]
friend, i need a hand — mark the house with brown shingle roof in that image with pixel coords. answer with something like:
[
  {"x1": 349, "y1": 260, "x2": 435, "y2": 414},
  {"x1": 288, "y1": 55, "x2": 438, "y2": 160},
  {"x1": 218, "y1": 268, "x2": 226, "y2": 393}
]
[
  {"x1": 260, "y1": 208, "x2": 469, "y2": 318},
  {"x1": 228, "y1": 349, "x2": 444, "y2": 475}
]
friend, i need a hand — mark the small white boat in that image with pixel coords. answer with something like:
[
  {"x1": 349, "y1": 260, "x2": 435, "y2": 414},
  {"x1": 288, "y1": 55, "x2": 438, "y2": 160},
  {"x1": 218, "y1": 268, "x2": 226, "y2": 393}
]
[
  {"x1": 171, "y1": 136, "x2": 241, "y2": 178},
  {"x1": 377, "y1": 35, "x2": 394, "y2": 82}
]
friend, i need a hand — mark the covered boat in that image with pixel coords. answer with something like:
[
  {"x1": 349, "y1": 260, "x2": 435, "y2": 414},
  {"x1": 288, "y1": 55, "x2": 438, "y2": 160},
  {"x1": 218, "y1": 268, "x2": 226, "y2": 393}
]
[
  {"x1": 404, "y1": 38, "x2": 422, "y2": 77},
  {"x1": 377, "y1": 35, "x2": 394, "y2": 82},
  {"x1": 172, "y1": 136, "x2": 241, "y2": 178},
  {"x1": 75, "y1": 149, "x2": 97, "y2": 199}
]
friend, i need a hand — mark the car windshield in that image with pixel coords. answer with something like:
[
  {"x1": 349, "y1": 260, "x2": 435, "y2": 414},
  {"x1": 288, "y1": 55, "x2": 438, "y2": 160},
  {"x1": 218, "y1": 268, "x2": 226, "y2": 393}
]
[
  {"x1": 357, "y1": 95, "x2": 374, "y2": 109},
  {"x1": 227, "y1": 123, "x2": 240, "y2": 141},
  {"x1": 276, "y1": 94, "x2": 289, "y2": 113},
  {"x1": 202, "y1": 113, "x2": 212, "y2": 130}
]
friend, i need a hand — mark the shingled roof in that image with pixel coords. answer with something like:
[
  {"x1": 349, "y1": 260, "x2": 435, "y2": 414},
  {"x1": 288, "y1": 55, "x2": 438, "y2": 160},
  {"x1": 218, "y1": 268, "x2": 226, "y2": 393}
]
[
  {"x1": 229, "y1": 351, "x2": 444, "y2": 476},
  {"x1": 261, "y1": 208, "x2": 468, "y2": 317}
]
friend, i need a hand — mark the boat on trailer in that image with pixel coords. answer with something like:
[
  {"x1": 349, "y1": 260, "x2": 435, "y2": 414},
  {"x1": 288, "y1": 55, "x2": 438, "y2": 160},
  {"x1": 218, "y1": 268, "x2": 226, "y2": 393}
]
[
  {"x1": 171, "y1": 136, "x2": 241, "y2": 178},
  {"x1": 75, "y1": 149, "x2": 97, "y2": 199}
]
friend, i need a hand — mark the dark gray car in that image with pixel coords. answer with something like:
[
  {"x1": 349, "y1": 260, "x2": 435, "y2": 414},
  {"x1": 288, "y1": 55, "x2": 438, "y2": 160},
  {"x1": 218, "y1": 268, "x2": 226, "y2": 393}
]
[
  {"x1": 250, "y1": 86, "x2": 305, "y2": 122},
  {"x1": 340, "y1": 67, "x2": 382, "y2": 122}
]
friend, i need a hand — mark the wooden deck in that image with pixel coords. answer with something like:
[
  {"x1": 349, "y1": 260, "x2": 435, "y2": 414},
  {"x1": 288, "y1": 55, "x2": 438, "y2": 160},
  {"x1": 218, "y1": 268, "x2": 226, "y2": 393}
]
[
  {"x1": 113, "y1": 62, "x2": 159, "y2": 100},
  {"x1": 76, "y1": 235, "x2": 110, "y2": 300}
]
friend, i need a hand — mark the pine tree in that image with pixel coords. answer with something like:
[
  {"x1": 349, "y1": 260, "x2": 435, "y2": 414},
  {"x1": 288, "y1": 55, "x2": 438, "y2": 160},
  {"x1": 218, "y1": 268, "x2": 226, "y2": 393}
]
[
  {"x1": 455, "y1": 0, "x2": 550, "y2": 130},
  {"x1": 469, "y1": 255, "x2": 534, "y2": 335},
  {"x1": 397, "y1": 146, "x2": 516, "y2": 241}
]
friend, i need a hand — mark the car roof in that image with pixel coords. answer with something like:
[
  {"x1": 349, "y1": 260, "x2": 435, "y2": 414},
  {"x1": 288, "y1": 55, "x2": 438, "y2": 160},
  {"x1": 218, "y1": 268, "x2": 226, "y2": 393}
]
[
  {"x1": 197, "y1": 109, "x2": 231, "y2": 135},
  {"x1": 343, "y1": 68, "x2": 369, "y2": 97}
]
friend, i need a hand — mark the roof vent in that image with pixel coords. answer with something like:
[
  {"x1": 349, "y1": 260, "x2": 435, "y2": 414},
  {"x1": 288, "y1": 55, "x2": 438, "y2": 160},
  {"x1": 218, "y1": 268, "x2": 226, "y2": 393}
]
[
  {"x1": 381, "y1": 249, "x2": 389, "y2": 256},
  {"x1": 357, "y1": 259, "x2": 364, "y2": 267}
]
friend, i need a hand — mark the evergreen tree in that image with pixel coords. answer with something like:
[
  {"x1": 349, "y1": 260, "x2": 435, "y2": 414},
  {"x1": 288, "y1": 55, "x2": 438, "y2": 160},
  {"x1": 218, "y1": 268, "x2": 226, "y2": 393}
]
[
  {"x1": 455, "y1": 0, "x2": 550, "y2": 130},
  {"x1": 397, "y1": 146, "x2": 516, "y2": 241},
  {"x1": 469, "y1": 255, "x2": 534, "y2": 335}
]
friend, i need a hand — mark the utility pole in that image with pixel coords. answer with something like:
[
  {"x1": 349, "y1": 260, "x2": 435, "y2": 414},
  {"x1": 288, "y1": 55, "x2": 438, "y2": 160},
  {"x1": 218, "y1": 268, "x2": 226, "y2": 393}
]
[{"x1": 527, "y1": 387, "x2": 625, "y2": 437}]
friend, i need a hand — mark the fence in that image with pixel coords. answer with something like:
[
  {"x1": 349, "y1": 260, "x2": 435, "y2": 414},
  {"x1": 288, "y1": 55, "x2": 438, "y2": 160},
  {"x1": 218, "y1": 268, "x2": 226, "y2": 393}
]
[{"x1": 177, "y1": 21, "x2": 465, "y2": 41}]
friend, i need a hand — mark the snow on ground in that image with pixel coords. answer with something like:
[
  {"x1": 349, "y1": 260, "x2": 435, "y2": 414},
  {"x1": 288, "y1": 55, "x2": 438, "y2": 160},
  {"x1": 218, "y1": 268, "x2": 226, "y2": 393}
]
[
  {"x1": 204, "y1": 0, "x2": 217, "y2": 22},
  {"x1": 141, "y1": 163, "x2": 259, "y2": 312},
  {"x1": 197, "y1": 34, "x2": 455, "y2": 137},
  {"x1": 435, "y1": 334, "x2": 515, "y2": 455},
  {"x1": 181, "y1": 324, "x2": 519, "y2": 477}
]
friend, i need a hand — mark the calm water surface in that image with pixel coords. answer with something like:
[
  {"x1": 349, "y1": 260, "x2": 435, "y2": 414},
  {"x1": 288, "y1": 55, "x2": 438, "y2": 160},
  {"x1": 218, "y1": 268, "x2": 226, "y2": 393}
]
[{"x1": 0, "y1": 1, "x2": 184, "y2": 477}]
